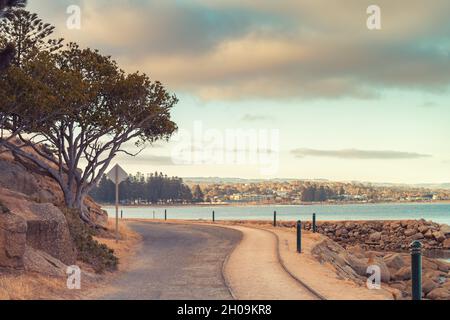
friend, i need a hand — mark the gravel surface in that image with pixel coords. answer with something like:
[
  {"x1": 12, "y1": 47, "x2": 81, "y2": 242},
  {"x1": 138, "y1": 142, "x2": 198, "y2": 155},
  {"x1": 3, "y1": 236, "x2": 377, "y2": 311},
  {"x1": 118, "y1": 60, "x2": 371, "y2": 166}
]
[{"x1": 99, "y1": 222, "x2": 242, "y2": 300}]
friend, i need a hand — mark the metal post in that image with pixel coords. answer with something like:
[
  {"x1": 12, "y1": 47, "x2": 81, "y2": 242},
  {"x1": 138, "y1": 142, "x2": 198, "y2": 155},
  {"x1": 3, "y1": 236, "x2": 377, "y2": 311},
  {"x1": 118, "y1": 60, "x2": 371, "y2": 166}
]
[
  {"x1": 212, "y1": 211, "x2": 215, "y2": 222},
  {"x1": 120, "y1": 210, "x2": 123, "y2": 219},
  {"x1": 115, "y1": 166, "x2": 119, "y2": 243},
  {"x1": 297, "y1": 220, "x2": 302, "y2": 253},
  {"x1": 273, "y1": 211, "x2": 277, "y2": 227},
  {"x1": 411, "y1": 241, "x2": 422, "y2": 300},
  {"x1": 165, "y1": 209, "x2": 167, "y2": 221},
  {"x1": 312, "y1": 213, "x2": 316, "y2": 233}
]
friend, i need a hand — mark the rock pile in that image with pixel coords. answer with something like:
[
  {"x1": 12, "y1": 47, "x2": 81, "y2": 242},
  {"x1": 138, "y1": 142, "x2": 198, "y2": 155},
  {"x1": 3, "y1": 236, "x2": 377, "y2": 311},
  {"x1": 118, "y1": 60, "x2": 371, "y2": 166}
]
[
  {"x1": 311, "y1": 237, "x2": 450, "y2": 300},
  {"x1": 301, "y1": 220, "x2": 450, "y2": 252}
]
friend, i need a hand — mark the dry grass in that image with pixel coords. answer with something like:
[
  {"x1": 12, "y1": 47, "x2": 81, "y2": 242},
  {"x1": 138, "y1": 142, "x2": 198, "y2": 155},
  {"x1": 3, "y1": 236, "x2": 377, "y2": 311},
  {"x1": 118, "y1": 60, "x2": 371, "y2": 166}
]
[
  {"x1": 93, "y1": 219, "x2": 142, "y2": 272},
  {"x1": 0, "y1": 273, "x2": 79, "y2": 300},
  {"x1": 0, "y1": 219, "x2": 141, "y2": 300}
]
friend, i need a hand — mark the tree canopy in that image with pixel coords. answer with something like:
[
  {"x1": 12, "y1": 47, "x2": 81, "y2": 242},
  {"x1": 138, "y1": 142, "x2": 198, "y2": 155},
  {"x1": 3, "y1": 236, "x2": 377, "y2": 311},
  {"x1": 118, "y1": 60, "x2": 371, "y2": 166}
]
[
  {"x1": 0, "y1": 0, "x2": 27, "y2": 70},
  {"x1": 90, "y1": 172, "x2": 193, "y2": 204},
  {"x1": 0, "y1": 10, "x2": 178, "y2": 224}
]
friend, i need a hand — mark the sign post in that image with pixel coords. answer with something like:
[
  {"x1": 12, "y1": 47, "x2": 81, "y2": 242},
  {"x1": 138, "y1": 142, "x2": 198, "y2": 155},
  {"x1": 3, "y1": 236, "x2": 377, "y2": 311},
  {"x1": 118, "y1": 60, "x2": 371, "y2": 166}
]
[{"x1": 106, "y1": 164, "x2": 128, "y2": 243}]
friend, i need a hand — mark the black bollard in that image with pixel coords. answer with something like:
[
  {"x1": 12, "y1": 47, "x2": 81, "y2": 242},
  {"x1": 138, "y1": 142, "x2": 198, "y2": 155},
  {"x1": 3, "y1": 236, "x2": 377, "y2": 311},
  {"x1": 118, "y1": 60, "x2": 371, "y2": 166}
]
[
  {"x1": 273, "y1": 211, "x2": 277, "y2": 227},
  {"x1": 212, "y1": 211, "x2": 215, "y2": 222},
  {"x1": 411, "y1": 240, "x2": 422, "y2": 300},
  {"x1": 120, "y1": 210, "x2": 123, "y2": 219},
  {"x1": 312, "y1": 213, "x2": 317, "y2": 233},
  {"x1": 297, "y1": 220, "x2": 302, "y2": 253},
  {"x1": 165, "y1": 209, "x2": 167, "y2": 221}
]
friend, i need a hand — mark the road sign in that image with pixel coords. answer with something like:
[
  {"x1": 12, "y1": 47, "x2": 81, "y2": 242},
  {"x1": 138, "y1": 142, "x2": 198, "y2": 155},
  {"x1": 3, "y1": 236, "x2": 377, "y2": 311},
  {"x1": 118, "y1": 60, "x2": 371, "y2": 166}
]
[
  {"x1": 106, "y1": 164, "x2": 128, "y2": 243},
  {"x1": 106, "y1": 164, "x2": 128, "y2": 184}
]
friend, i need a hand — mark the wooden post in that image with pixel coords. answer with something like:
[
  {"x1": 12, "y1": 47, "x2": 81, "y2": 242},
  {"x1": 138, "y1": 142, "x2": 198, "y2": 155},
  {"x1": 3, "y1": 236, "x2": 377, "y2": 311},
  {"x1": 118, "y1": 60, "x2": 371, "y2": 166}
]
[{"x1": 115, "y1": 165, "x2": 119, "y2": 243}]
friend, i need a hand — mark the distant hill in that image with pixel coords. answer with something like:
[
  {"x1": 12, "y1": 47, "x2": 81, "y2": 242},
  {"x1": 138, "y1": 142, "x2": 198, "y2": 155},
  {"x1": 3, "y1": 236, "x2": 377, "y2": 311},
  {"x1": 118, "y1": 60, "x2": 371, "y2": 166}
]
[
  {"x1": 183, "y1": 177, "x2": 328, "y2": 185},
  {"x1": 182, "y1": 177, "x2": 450, "y2": 190}
]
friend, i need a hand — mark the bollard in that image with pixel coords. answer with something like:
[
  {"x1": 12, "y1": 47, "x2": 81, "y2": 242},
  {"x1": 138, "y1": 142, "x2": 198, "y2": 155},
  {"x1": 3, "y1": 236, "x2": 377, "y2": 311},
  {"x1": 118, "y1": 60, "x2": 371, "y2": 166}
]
[
  {"x1": 312, "y1": 213, "x2": 317, "y2": 233},
  {"x1": 297, "y1": 220, "x2": 302, "y2": 253},
  {"x1": 411, "y1": 240, "x2": 422, "y2": 300},
  {"x1": 165, "y1": 209, "x2": 167, "y2": 221},
  {"x1": 120, "y1": 210, "x2": 123, "y2": 219},
  {"x1": 212, "y1": 211, "x2": 215, "y2": 222},
  {"x1": 273, "y1": 211, "x2": 277, "y2": 227}
]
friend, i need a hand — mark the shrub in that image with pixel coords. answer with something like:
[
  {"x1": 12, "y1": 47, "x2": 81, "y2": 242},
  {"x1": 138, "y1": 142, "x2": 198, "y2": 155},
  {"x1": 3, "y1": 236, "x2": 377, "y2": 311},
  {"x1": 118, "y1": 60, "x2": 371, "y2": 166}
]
[{"x1": 62, "y1": 208, "x2": 118, "y2": 273}]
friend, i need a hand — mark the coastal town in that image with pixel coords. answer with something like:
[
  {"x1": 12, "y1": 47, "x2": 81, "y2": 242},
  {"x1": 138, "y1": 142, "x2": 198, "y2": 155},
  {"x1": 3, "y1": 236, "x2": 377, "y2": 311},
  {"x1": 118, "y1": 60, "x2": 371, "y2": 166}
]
[{"x1": 194, "y1": 180, "x2": 450, "y2": 205}]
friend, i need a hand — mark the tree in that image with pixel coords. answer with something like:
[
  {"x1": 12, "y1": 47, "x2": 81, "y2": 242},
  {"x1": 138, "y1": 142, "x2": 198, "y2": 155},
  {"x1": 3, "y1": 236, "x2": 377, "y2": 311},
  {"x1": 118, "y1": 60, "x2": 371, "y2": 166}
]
[
  {"x1": 2, "y1": 43, "x2": 178, "y2": 224},
  {"x1": 192, "y1": 185, "x2": 204, "y2": 202},
  {"x1": 0, "y1": 8, "x2": 63, "y2": 67},
  {"x1": 0, "y1": 1, "x2": 28, "y2": 70},
  {"x1": 90, "y1": 172, "x2": 193, "y2": 204},
  {"x1": 0, "y1": 8, "x2": 61, "y2": 148}
]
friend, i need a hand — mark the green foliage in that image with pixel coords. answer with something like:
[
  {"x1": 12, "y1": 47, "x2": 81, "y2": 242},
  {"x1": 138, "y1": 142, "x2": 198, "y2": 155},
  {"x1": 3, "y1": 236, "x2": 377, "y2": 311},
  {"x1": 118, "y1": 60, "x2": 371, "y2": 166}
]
[
  {"x1": 0, "y1": 10, "x2": 179, "y2": 218},
  {"x1": 301, "y1": 184, "x2": 336, "y2": 202},
  {"x1": 192, "y1": 185, "x2": 205, "y2": 202},
  {"x1": 0, "y1": 8, "x2": 63, "y2": 67},
  {"x1": 62, "y1": 208, "x2": 118, "y2": 273},
  {"x1": 0, "y1": 0, "x2": 27, "y2": 70}
]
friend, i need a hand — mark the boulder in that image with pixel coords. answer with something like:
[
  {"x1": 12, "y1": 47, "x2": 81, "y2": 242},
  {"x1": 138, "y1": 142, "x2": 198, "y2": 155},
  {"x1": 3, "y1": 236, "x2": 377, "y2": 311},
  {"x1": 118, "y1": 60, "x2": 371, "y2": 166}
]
[
  {"x1": 23, "y1": 246, "x2": 67, "y2": 277},
  {"x1": 435, "y1": 260, "x2": 450, "y2": 273},
  {"x1": 369, "y1": 232, "x2": 382, "y2": 242},
  {"x1": 0, "y1": 188, "x2": 76, "y2": 265},
  {"x1": 0, "y1": 211, "x2": 27, "y2": 270},
  {"x1": 393, "y1": 266, "x2": 411, "y2": 281},
  {"x1": 422, "y1": 278, "x2": 439, "y2": 295},
  {"x1": 426, "y1": 287, "x2": 450, "y2": 300},
  {"x1": 443, "y1": 238, "x2": 450, "y2": 249},
  {"x1": 404, "y1": 229, "x2": 417, "y2": 237},
  {"x1": 0, "y1": 160, "x2": 40, "y2": 199},
  {"x1": 440, "y1": 224, "x2": 450, "y2": 236},
  {"x1": 432, "y1": 231, "x2": 445, "y2": 242},
  {"x1": 383, "y1": 253, "x2": 405, "y2": 270}
]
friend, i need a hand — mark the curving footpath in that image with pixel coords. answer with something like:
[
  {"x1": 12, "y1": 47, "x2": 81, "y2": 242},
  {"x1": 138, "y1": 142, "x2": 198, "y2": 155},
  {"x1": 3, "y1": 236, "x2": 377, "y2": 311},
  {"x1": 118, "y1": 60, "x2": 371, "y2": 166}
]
[
  {"x1": 223, "y1": 225, "x2": 320, "y2": 300},
  {"x1": 96, "y1": 222, "x2": 241, "y2": 300}
]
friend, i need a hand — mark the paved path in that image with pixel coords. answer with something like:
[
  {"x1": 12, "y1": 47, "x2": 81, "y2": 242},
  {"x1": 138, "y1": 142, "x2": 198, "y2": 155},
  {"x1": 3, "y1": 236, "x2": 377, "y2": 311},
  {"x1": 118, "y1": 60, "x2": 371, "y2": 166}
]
[
  {"x1": 224, "y1": 225, "x2": 318, "y2": 300},
  {"x1": 99, "y1": 222, "x2": 241, "y2": 300}
]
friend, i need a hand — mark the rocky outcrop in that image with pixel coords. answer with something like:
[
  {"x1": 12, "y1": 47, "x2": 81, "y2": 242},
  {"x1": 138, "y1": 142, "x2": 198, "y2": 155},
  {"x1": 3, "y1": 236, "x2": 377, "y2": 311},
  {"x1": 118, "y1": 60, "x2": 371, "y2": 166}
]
[
  {"x1": 311, "y1": 236, "x2": 450, "y2": 300},
  {"x1": 0, "y1": 187, "x2": 77, "y2": 267},
  {"x1": 0, "y1": 210, "x2": 27, "y2": 270},
  {"x1": 0, "y1": 156, "x2": 108, "y2": 228},
  {"x1": 23, "y1": 246, "x2": 67, "y2": 277},
  {"x1": 302, "y1": 220, "x2": 450, "y2": 253}
]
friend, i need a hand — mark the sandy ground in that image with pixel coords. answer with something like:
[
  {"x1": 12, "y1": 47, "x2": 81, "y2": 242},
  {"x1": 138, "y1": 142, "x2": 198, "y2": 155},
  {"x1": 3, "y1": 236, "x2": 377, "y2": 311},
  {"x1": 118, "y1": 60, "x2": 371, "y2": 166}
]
[
  {"x1": 268, "y1": 226, "x2": 393, "y2": 300},
  {"x1": 224, "y1": 225, "x2": 318, "y2": 300}
]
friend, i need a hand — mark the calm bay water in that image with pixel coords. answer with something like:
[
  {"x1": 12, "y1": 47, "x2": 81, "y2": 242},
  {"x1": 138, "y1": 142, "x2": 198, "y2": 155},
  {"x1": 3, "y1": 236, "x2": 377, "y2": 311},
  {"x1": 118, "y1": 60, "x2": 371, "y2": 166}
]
[{"x1": 103, "y1": 203, "x2": 450, "y2": 225}]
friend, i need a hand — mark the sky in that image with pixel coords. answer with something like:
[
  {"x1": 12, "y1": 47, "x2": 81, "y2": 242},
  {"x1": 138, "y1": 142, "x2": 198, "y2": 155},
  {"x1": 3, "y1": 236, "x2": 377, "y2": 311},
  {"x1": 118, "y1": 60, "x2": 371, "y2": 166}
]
[{"x1": 29, "y1": 0, "x2": 450, "y2": 184}]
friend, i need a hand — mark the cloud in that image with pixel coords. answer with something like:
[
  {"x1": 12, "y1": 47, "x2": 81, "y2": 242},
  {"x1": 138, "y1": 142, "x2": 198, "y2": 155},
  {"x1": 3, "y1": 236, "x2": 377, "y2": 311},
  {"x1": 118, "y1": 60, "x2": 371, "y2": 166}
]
[
  {"x1": 241, "y1": 114, "x2": 271, "y2": 122},
  {"x1": 291, "y1": 148, "x2": 432, "y2": 160},
  {"x1": 117, "y1": 154, "x2": 175, "y2": 166},
  {"x1": 30, "y1": 0, "x2": 450, "y2": 100}
]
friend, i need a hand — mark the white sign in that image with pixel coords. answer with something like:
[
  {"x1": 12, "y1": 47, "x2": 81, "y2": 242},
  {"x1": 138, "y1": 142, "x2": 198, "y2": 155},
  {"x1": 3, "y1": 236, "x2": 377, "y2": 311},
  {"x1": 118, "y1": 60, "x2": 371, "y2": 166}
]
[{"x1": 106, "y1": 164, "x2": 128, "y2": 184}]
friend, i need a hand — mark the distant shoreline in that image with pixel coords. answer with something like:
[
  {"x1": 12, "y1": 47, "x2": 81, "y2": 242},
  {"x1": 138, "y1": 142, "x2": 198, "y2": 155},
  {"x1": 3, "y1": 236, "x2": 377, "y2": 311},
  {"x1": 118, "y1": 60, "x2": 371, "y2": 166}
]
[{"x1": 100, "y1": 200, "x2": 450, "y2": 208}]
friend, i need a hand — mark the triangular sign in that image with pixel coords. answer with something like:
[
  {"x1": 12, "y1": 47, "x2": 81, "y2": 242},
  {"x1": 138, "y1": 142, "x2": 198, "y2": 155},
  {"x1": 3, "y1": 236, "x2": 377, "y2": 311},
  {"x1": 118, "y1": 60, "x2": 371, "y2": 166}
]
[{"x1": 106, "y1": 164, "x2": 128, "y2": 184}]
